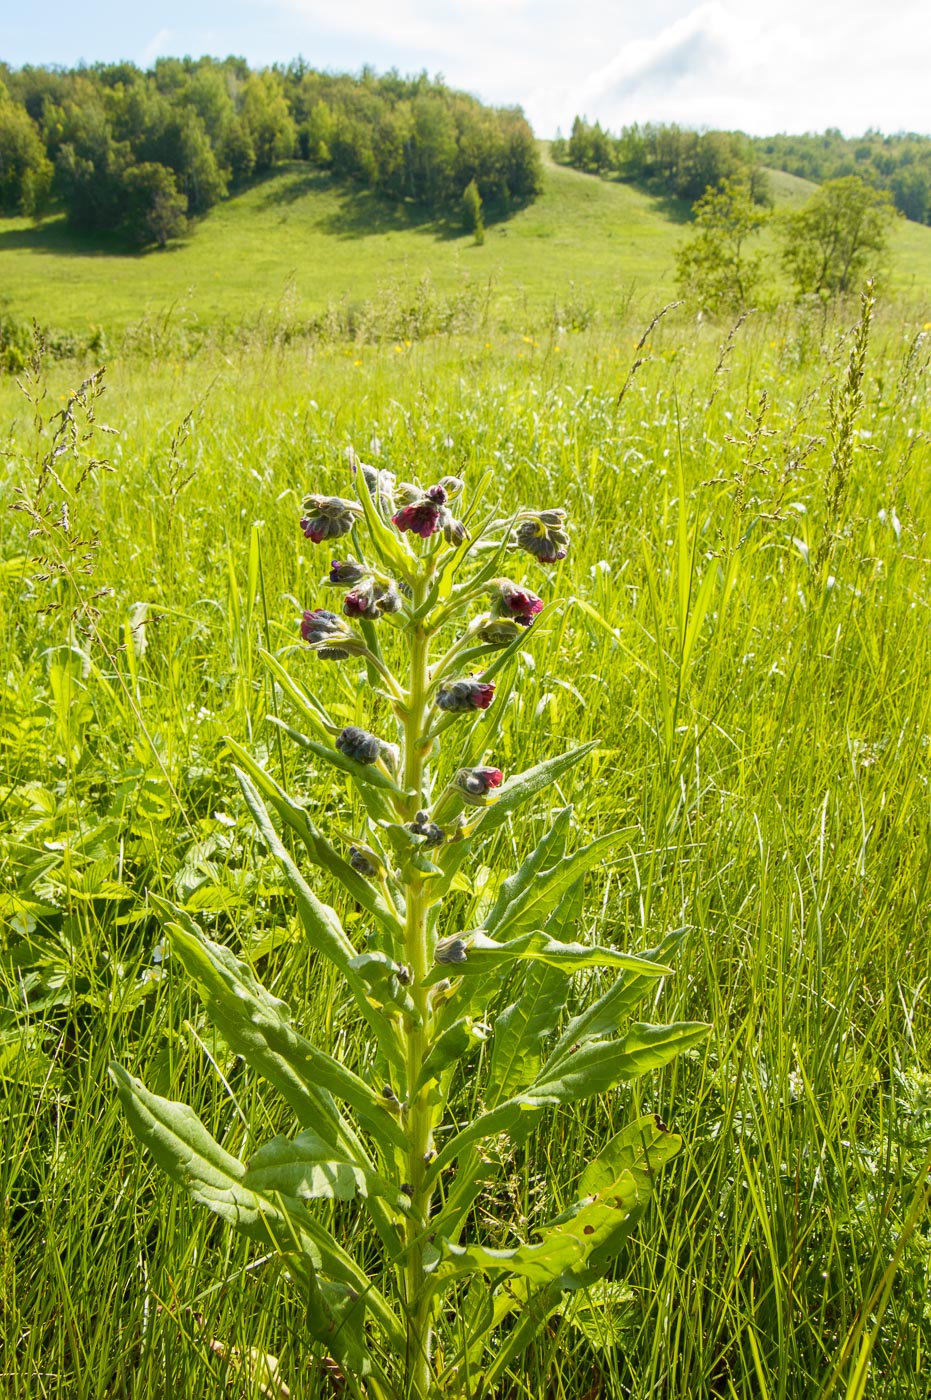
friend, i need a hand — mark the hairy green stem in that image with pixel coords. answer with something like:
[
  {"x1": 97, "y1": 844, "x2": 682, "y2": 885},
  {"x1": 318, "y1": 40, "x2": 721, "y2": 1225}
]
[{"x1": 402, "y1": 568, "x2": 438, "y2": 1399}]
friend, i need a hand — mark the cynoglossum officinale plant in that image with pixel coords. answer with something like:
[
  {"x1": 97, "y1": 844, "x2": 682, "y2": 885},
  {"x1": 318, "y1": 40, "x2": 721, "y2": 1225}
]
[{"x1": 112, "y1": 450, "x2": 709, "y2": 1399}]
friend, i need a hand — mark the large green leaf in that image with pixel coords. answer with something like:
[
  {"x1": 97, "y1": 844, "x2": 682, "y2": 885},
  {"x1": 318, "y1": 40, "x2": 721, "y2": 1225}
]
[
  {"x1": 424, "y1": 929, "x2": 673, "y2": 985},
  {"x1": 232, "y1": 770, "x2": 405, "y2": 1073},
  {"x1": 471, "y1": 742, "x2": 601, "y2": 838},
  {"x1": 485, "y1": 881, "x2": 583, "y2": 1112},
  {"x1": 481, "y1": 807, "x2": 573, "y2": 929},
  {"x1": 426, "y1": 1020, "x2": 708, "y2": 1183},
  {"x1": 110, "y1": 1064, "x2": 405, "y2": 1363},
  {"x1": 426, "y1": 1169, "x2": 640, "y2": 1286},
  {"x1": 243, "y1": 1130, "x2": 410, "y2": 1211},
  {"x1": 483, "y1": 827, "x2": 636, "y2": 947},
  {"x1": 227, "y1": 742, "x2": 404, "y2": 939},
  {"x1": 547, "y1": 925, "x2": 690, "y2": 1071},
  {"x1": 161, "y1": 911, "x2": 408, "y2": 1155},
  {"x1": 259, "y1": 650, "x2": 337, "y2": 741}
]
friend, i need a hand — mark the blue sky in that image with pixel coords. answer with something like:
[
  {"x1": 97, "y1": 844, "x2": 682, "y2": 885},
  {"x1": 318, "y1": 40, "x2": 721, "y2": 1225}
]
[{"x1": 4, "y1": 1, "x2": 930, "y2": 138}]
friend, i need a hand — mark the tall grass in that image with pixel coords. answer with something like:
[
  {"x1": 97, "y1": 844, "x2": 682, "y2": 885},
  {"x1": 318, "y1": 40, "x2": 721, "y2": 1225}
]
[{"x1": 1, "y1": 301, "x2": 930, "y2": 1397}]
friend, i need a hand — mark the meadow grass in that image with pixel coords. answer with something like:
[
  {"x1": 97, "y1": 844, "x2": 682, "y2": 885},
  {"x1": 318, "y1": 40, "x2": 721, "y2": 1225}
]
[
  {"x1": 2, "y1": 149, "x2": 930, "y2": 347},
  {"x1": 1, "y1": 298, "x2": 931, "y2": 1398}
]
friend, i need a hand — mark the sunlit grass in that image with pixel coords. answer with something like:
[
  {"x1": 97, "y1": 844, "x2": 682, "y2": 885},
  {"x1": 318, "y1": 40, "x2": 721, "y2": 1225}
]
[{"x1": 1, "y1": 300, "x2": 930, "y2": 1397}]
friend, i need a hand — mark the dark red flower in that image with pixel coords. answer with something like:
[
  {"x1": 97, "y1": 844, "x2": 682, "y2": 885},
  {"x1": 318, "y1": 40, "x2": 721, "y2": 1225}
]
[
  {"x1": 436, "y1": 679, "x2": 496, "y2": 712},
  {"x1": 392, "y1": 500, "x2": 442, "y2": 538}
]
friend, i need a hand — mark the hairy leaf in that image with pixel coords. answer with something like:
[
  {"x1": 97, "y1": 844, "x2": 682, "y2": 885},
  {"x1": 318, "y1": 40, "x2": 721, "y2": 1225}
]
[
  {"x1": 243, "y1": 1130, "x2": 410, "y2": 1211},
  {"x1": 226, "y1": 742, "x2": 404, "y2": 938},
  {"x1": 161, "y1": 910, "x2": 408, "y2": 1153},
  {"x1": 109, "y1": 1064, "x2": 405, "y2": 1362},
  {"x1": 424, "y1": 929, "x2": 673, "y2": 984}
]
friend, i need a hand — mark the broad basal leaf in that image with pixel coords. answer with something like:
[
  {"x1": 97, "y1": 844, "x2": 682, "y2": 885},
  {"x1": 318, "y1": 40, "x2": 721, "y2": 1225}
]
[{"x1": 110, "y1": 1064, "x2": 404, "y2": 1365}]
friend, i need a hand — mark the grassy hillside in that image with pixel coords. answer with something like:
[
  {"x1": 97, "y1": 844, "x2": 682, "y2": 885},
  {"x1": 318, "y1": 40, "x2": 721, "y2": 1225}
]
[{"x1": 5, "y1": 146, "x2": 927, "y2": 344}]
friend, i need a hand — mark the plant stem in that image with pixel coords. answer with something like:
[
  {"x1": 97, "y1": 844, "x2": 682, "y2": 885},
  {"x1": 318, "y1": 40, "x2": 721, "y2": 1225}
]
[{"x1": 402, "y1": 567, "x2": 437, "y2": 1399}]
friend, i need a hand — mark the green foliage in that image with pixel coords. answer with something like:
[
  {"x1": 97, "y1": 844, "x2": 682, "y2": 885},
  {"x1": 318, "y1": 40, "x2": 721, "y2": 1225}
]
[
  {"x1": 0, "y1": 89, "x2": 53, "y2": 215},
  {"x1": 119, "y1": 161, "x2": 187, "y2": 247},
  {"x1": 675, "y1": 177, "x2": 770, "y2": 314},
  {"x1": 0, "y1": 58, "x2": 543, "y2": 248},
  {"x1": 3, "y1": 308, "x2": 931, "y2": 1397},
  {"x1": 750, "y1": 127, "x2": 931, "y2": 224},
  {"x1": 107, "y1": 446, "x2": 705, "y2": 1395},
  {"x1": 782, "y1": 175, "x2": 896, "y2": 297},
  {"x1": 461, "y1": 177, "x2": 484, "y2": 244},
  {"x1": 564, "y1": 116, "x2": 757, "y2": 203}
]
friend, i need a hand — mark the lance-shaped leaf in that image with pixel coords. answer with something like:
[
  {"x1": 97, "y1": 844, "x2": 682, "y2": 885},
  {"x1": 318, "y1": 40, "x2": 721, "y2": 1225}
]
[
  {"x1": 243, "y1": 1129, "x2": 411, "y2": 1212},
  {"x1": 485, "y1": 881, "x2": 582, "y2": 1112},
  {"x1": 259, "y1": 650, "x2": 337, "y2": 741},
  {"x1": 415, "y1": 1017, "x2": 489, "y2": 1095},
  {"x1": 482, "y1": 806, "x2": 572, "y2": 925},
  {"x1": 545, "y1": 1113, "x2": 683, "y2": 1284},
  {"x1": 233, "y1": 770, "x2": 405, "y2": 1074},
  {"x1": 352, "y1": 454, "x2": 416, "y2": 579},
  {"x1": 424, "y1": 930, "x2": 672, "y2": 986},
  {"x1": 109, "y1": 1064, "x2": 405, "y2": 1362},
  {"x1": 483, "y1": 828, "x2": 636, "y2": 947},
  {"x1": 163, "y1": 912, "x2": 408, "y2": 1153},
  {"x1": 425, "y1": 1169, "x2": 640, "y2": 1286},
  {"x1": 426, "y1": 1020, "x2": 708, "y2": 1185},
  {"x1": 227, "y1": 742, "x2": 404, "y2": 939},
  {"x1": 433, "y1": 744, "x2": 600, "y2": 844},
  {"x1": 547, "y1": 926, "x2": 690, "y2": 1072}
]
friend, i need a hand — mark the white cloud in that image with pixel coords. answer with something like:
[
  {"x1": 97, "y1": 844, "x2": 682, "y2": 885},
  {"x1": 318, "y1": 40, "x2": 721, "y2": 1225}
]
[
  {"x1": 268, "y1": 0, "x2": 931, "y2": 136},
  {"x1": 140, "y1": 27, "x2": 174, "y2": 69}
]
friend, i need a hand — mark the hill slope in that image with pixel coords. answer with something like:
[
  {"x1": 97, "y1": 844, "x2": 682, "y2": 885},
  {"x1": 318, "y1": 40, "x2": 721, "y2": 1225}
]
[{"x1": 1, "y1": 151, "x2": 929, "y2": 337}]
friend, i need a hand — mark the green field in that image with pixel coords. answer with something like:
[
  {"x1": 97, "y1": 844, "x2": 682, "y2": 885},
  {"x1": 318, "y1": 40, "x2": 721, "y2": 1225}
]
[
  {"x1": 2, "y1": 149, "x2": 930, "y2": 343},
  {"x1": 2, "y1": 151, "x2": 931, "y2": 1399}
]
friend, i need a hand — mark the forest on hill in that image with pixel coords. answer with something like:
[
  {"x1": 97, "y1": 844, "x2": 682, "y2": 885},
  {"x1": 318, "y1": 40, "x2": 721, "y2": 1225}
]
[
  {"x1": 0, "y1": 57, "x2": 542, "y2": 245},
  {"x1": 558, "y1": 117, "x2": 931, "y2": 224}
]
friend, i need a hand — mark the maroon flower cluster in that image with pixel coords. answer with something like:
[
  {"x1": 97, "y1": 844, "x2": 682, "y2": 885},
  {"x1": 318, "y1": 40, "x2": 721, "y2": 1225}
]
[
  {"x1": 436, "y1": 679, "x2": 496, "y2": 713},
  {"x1": 300, "y1": 609, "x2": 357, "y2": 660},
  {"x1": 300, "y1": 495, "x2": 363, "y2": 544},
  {"x1": 492, "y1": 578, "x2": 544, "y2": 628},
  {"x1": 514, "y1": 510, "x2": 569, "y2": 565},
  {"x1": 455, "y1": 767, "x2": 504, "y2": 804}
]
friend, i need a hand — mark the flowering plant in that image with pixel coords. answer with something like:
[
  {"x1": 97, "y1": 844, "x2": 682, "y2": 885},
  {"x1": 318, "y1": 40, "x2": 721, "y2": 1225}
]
[{"x1": 113, "y1": 454, "x2": 707, "y2": 1397}]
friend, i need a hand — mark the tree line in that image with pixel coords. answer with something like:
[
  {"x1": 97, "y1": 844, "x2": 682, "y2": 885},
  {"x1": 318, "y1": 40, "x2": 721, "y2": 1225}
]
[
  {"x1": 556, "y1": 117, "x2": 931, "y2": 225},
  {"x1": 0, "y1": 58, "x2": 542, "y2": 247},
  {"x1": 554, "y1": 119, "x2": 767, "y2": 204}
]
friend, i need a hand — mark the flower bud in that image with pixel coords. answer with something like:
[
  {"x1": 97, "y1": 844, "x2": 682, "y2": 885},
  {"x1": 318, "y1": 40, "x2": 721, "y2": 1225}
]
[
  {"x1": 513, "y1": 509, "x2": 569, "y2": 565},
  {"x1": 436, "y1": 679, "x2": 496, "y2": 712},
  {"x1": 392, "y1": 498, "x2": 443, "y2": 538},
  {"x1": 329, "y1": 559, "x2": 370, "y2": 585},
  {"x1": 347, "y1": 447, "x2": 395, "y2": 504},
  {"x1": 300, "y1": 494, "x2": 363, "y2": 544},
  {"x1": 426, "y1": 484, "x2": 448, "y2": 505},
  {"x1": 409, "y1": 810, "x2": 445, "y2": 846},
  {"x1": 300, "y1": 608, "x2": 361, "y2": 660},
  {"x1": 349, "y1": 846, "x2": 381, "y2": 878},
  {"x1": 435, "y1": 934, "x2": 468, "y2": 965},
  {"x1": 491, "y1": 578, "x2": 544, "y2": 627},
  {"x1": 477, "y1": 617, "x2": 524, "y2": 647},
  {"x1": 343, "y1": 583, "x2": 379, "y2": 620},
  {"x1": 336, "y1": 726, "x2": 382, "y2": 765},
  {"x1": 343, "y1": 579, "x2": 402, "y2": 621},
  {"x1": 454, "y1": 767, "x2": 504, "y2": 806},
  {"x1": 439, "y1": 475, "x2": 465, "y2": 499},
  {"x1": 441, "y1": 510, "x2": 470, "y2": 546}
]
